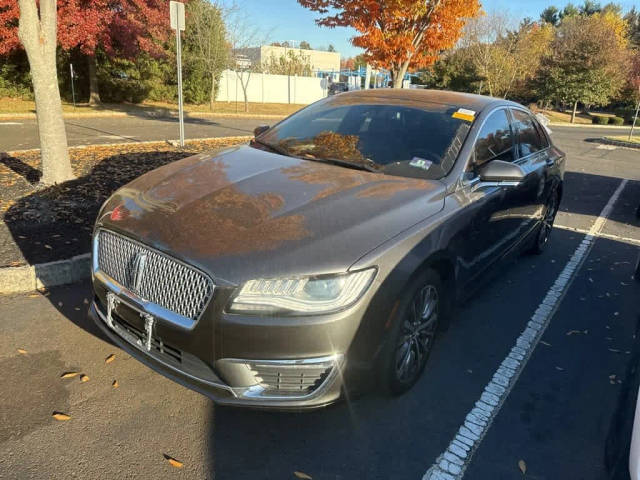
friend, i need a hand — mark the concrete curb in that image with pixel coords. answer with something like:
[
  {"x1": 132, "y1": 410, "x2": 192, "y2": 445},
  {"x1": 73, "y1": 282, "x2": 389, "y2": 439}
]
[
  {"x1": 4, "y1": 135, "x2": 253, "y2": 156},
  {"x1": 598, "y1": 137, "x2": 640, "y2": 149},
  {"x1": 548, "y1": 122, "x2": 631, "y2": 129},
  {"x1": 0, "y1": 253, "x2": 90, "y2": 295},
  {"x1": 0, "y1": 110, "x2": 288, "y2": 121}
]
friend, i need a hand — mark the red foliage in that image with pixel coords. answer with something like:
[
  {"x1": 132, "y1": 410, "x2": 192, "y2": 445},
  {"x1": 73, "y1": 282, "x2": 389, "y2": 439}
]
[
  {"x1": 0, "y1": 0, "x2": 173, "y2": 57},
  {"x1": 298, "y1": 0, "x2": 481, "y2": 73}
]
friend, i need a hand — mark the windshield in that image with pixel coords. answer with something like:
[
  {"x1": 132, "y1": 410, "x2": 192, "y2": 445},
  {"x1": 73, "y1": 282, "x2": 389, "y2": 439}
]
[{"x1": 256, "y1": 101, "x2": 472, "y2": 180}]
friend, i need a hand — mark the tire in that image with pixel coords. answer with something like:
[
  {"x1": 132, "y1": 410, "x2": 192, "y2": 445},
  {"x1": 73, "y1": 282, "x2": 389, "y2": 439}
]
[
  {"x1": 529, "y1": 188, "x2": 560, "y2": 255},
  {"x1": 381, "y1": 269, "x2": 444, "y2": 396}
]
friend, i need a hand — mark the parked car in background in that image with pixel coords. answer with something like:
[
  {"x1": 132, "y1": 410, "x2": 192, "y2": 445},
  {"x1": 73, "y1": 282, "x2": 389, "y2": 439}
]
[
  {"x1": 89, "y1": 90, "x2": 565, "y2": 410},
  {"x1": 328, "y1": 81, "x2": 348, "y2": 95}
]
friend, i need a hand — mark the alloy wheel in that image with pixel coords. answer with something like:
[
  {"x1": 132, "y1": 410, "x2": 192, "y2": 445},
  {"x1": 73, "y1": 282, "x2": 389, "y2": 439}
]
[
  {"x1": 394, "y1": 284, "x2": 439, "y2": 383},
  {"x1": 538, "y1": 192, "x2": 558, "y2": 248}
]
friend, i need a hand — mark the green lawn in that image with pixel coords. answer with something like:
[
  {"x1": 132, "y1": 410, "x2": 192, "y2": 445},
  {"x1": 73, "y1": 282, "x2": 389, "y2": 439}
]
[
  {"x1": 0, "y1": 97, "x2": 305, "y2": 117},
  {"x1": 539, "y1": 109, "x2": 607, "y2": 125}
]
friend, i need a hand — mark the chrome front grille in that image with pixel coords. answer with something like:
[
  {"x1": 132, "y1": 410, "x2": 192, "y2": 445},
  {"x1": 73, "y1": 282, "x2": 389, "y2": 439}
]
[{"x1": 95, "y1": 229, "x2": 213, "y2": 322}]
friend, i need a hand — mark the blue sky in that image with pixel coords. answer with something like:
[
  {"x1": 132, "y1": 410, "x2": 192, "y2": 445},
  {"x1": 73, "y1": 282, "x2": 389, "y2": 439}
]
[{"x1": 238, "y1": 0, "x2": 638, "y2": 58}]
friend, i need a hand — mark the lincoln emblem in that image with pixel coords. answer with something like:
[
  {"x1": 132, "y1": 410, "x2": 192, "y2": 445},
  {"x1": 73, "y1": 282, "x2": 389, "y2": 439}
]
[{"x1": 131, "y1": 252, "x2": 147, "y2": 293}]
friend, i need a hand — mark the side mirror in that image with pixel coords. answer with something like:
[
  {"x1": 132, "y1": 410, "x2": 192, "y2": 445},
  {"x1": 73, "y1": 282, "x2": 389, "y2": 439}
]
[
  {"x1": 253, "y1": 125, "x2": 269, "y2": 137},
  {"x1": 477, "y1": 159, "x2": 525, "y2": 184}
]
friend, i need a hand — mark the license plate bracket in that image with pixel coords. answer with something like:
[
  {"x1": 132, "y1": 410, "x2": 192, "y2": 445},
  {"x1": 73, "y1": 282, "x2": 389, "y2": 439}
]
[{"x1": 106, "y1": 292, "x2": 156, "y2": 352}]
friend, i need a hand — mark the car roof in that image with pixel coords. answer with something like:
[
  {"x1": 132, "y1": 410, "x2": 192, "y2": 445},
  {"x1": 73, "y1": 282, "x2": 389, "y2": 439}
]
[{"x1": 325, "y1": 89, "x2": 522, "y2": 114}]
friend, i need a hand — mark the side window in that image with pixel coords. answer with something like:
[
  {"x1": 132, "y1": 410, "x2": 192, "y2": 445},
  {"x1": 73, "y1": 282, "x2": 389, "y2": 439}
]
[
  {"x1": 474, "y1": 109, "x2": 515, "y2": 166},
  {"x1": 512, "y1": 109, "x2": 547, "y2": 157}
]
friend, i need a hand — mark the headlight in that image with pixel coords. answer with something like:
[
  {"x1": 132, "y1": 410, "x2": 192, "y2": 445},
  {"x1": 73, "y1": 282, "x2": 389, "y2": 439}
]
[{"x1": 227, "y1": 268, "x2": 376, "y2": 315}]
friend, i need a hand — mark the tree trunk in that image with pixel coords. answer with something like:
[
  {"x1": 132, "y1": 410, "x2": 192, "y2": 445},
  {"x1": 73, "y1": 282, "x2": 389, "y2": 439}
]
[
  {"x1": 391, "y1": 63, "x2": 410, "y2": 89},
  {"x1": 571, "y1": 101, "x2": 578, "y2": 124},
  {"x1": 88, "y1": 54, "x2": 100, "y2": 105},
  {"x1": 209, "y1": 73, "x2": 216, "y2": 112},
  {"x1": 18, "y1": 0, "x2": 73, "y2": 185}
]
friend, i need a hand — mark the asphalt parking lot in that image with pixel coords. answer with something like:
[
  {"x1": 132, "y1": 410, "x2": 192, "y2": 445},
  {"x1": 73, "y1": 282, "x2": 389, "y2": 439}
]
[
  {"x1": 0, "y1": 126, "x2": 638, "y2": 479},
  {"x1": 0, "y1": 115, "x2": 274, "y2": 151}
]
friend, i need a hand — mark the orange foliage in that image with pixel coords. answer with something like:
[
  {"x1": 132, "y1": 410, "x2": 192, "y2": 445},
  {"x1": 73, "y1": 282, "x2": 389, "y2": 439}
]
[{"x1": 298, "y1": 0, "x2": 481, "y2": 81}]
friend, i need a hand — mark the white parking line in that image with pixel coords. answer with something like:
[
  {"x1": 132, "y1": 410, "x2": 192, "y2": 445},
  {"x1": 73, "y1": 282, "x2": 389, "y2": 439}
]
[
  {"x1": 554, "y1": 223, "x2": 640, "y2": 247},
  {"x1": 0, "y1": 122, "x2": 22, "y2": 126},
  {"x1": 423, "y1": 179, "x2": 629, "y2": 480}
]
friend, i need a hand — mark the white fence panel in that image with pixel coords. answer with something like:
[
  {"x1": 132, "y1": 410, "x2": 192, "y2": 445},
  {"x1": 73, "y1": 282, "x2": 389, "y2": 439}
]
[{"x1": 216, "y1": 70, "x2": 328, "y2": 104}]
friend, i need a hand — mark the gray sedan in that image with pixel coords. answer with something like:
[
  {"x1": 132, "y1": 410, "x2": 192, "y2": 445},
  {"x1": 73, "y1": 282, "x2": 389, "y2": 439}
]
[{"x1": 89, "y1": 89, "x2": 565, "y2": 409}]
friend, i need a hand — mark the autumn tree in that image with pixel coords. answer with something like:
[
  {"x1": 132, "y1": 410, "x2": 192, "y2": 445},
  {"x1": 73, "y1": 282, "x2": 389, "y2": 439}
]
[
  {"x1": 16, "y1": 0, "x2": 73, "y2": 185},
  {"x1": 185, "y1": 0, "x2": 229, "y2": 111},
  {"x1": 0, "y1": 0, "x2": 173, "y2": 104},
  {"x1": 298, "y1": 0, "x2": 481, "y2": 88},
  {"x1": 534, "y1": 13, "x2": 629, "y2": 122},
  {"x1": 463, "y1": 14, "x2": 554, "y2": 99},
  {"x1": 226, "y1": 9, "x2": 263, "y2": 112},
  {"x1": 625, "y1": 7, "x2": 640, "y2": 48}
]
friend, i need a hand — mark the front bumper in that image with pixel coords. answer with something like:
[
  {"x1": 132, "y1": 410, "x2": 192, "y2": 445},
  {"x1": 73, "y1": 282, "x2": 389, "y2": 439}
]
[{"x1": 89, "y1": 298, "x2": 348, "y2": 410}]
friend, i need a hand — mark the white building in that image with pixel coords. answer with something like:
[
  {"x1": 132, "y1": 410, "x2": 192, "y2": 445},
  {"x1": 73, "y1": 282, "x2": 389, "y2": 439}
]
[{"x1": 236, "y1": 45, "x2": 341, "y2": 73}]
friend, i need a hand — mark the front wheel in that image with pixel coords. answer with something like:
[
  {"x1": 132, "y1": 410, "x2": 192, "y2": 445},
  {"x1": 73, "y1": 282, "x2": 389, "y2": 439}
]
[
  {"x1": 381, "y1": 269, "x2": 443, "y2": 395},
  {"x1": 530, "y1": 189, "x2": 559, "y2": 254}
]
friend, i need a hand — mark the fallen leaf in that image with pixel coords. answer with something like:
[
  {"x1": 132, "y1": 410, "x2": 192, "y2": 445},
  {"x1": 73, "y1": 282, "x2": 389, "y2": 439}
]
[
  {"x1": 28, "y1": 293, "x2": 39, "y2": 298},
  {"x1": 17, "y1": 348, "x2": 27, "y2": 354},
  {"x1": 83, "y1": 298, "x2": 89, "y2": 305},
  {"x1": 112, "y1": 380, "x2": 119, "y2": 388},
  {"x1": 105, "y1": 354, "x2": 115, "y2": 364},
  {"x1": 540, "y1": 340, "x2": 552, "y2": 346},
  {"x1": 57, "y1": 302, "x2": 63, "y2": 307},
  {"x1": 80, "y1": 374, "x2": 89, "y2": 382},
  {"x1": 52, "y1": 412, "x2": 71, "y2": 421},
  {"x1": 163, "y1": 454, "x2": 183, "y2": 468},
  {"x1": 294, "y1": 472, "x2": 313, "y2": 480},
  {"x1": 60, "y1": 372, "x2": 79, "y2": 378},
  {"x1": 566, "y1": 330, "x2": 581, "y2": 336},
  {"x1": 518, "y1": 459, "x2": 527, "y2": 475},
  {"x1": 555, "y1": 366, "x2": 564, "y2": 371},
  {"x1": 609, "y1": 348, "x2": 621, "y2": 353}
]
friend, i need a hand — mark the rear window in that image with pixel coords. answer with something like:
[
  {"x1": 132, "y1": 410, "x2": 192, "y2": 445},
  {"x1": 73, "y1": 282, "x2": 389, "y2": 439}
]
[{"x1": 258, "y1": 101, "x2": 472, "y2": 180}]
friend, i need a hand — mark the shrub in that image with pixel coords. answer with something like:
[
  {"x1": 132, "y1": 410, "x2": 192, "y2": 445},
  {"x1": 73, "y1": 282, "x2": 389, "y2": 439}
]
[
  {"x1": 610, "y1": 117, "x2": 625, "y2": 126},
  {"x1": 592, "y1": 115, "x2": 610, "y2": 125}
]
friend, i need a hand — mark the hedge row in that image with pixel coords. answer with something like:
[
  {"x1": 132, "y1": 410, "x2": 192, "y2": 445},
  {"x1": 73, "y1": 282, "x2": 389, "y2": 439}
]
[{"x1": 592, "y1": 115, "x2": 626, "y2": 125}]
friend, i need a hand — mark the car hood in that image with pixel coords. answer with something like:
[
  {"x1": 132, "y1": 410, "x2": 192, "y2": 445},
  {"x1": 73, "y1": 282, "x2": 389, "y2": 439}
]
[{"x1": 97, "y1": 145, "x2": 445, "y2": 285}]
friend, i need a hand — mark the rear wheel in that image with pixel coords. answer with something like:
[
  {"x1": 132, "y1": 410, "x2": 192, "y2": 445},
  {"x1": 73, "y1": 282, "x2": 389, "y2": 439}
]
[
  {"x1": 382, "y1": 269, "x2": 443, "y2": 395},
  {"x1": 530, "y1": 189, "x2": 559, "y2": 254}
]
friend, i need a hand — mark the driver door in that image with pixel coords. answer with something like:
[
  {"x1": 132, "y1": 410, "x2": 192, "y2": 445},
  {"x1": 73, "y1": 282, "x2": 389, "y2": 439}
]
[{"x1": 454, "y1": 108, "x2": 520, "y2": 283}]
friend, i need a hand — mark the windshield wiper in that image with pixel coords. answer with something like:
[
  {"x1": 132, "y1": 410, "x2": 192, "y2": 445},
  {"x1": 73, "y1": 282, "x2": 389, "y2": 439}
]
[
  {"x1": 252, "y1": 138, "x2": 292, "y2": 157},
  {"x1": 299, "y1": 155, "x2": 380, "y2": 173}
]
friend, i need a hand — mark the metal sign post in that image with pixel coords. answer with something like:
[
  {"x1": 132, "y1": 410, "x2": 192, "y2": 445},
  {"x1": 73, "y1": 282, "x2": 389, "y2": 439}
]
[
  {"x1": 69, "y1": 63, "x2": 76, "y2": 108},
  {"x1": 170, "y1": 1, "x2": 185, "y2": 147}
]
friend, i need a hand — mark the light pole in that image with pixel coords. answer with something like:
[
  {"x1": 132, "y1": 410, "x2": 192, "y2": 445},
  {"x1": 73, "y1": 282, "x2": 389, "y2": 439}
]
[{"x1": 629, "y1": 91, "x2": 640, "y2": 141}]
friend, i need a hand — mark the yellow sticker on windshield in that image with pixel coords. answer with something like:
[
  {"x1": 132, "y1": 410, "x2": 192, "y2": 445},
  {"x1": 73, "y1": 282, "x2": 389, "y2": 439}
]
[{"x1": 452, "y1": 108, "x2": 476, "y2": 122}]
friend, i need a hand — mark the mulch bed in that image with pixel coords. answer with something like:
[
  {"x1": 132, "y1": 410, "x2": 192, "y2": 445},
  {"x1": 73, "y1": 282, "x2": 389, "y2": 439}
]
[{"x1": 0, "y1": 137, "x2": 251, "y2": 268}]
